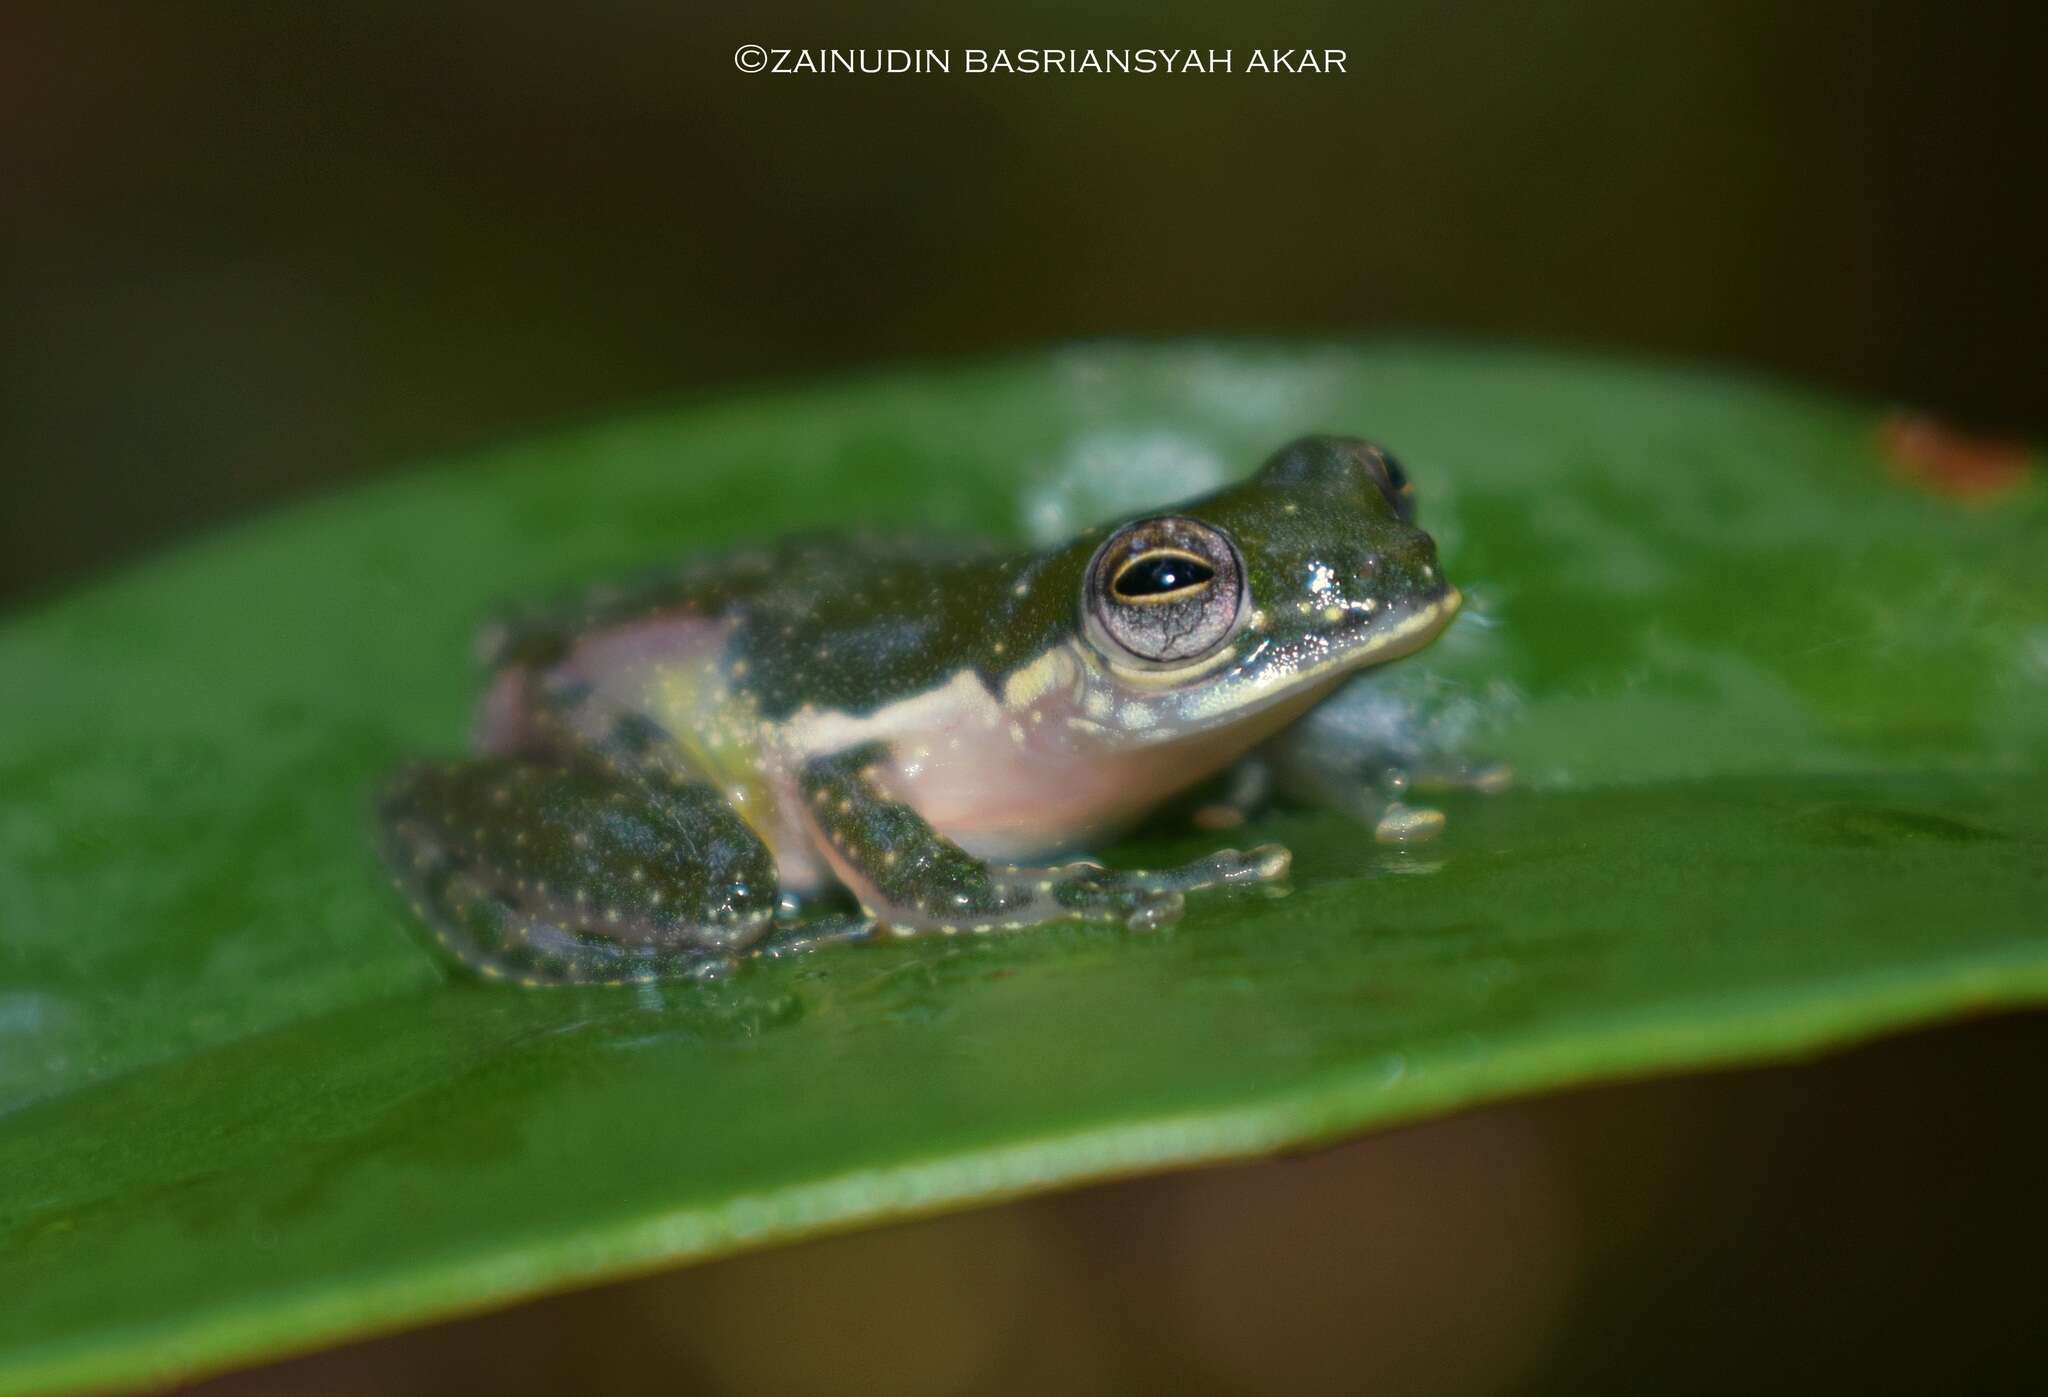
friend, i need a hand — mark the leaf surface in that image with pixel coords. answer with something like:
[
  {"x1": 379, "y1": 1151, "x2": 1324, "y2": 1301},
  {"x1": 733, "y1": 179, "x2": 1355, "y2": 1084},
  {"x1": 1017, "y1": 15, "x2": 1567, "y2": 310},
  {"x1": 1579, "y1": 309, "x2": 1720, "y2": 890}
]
[{"x1": 1, "y1": 344, "x2": 2043, "y2": 1394}]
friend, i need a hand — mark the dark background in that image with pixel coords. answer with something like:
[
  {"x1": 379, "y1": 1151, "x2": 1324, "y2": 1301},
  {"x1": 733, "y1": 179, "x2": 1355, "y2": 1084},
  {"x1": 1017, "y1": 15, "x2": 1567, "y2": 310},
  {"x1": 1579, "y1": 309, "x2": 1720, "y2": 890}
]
[
  {"x1": 5, "y1": 0, "x2": 2044, "y2": 604},
  {"x1": 8, "y1": 2, "x2": 2046, "y2": 1393}
]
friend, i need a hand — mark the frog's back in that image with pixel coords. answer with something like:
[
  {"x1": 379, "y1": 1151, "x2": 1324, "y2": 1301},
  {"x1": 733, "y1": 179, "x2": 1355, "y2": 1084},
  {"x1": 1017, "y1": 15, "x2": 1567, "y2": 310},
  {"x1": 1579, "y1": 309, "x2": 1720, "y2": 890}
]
[{"x1": 479, "y1": 530, "x2": 1052, "y2": 722}]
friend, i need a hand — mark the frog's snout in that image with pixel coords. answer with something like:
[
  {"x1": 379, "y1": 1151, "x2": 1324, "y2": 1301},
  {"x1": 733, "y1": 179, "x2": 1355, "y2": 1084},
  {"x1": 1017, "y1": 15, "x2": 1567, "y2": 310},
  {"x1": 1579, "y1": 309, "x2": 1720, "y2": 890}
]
[{"x1": 1375, "y1": 531, "x2": 1451, "y2": 606}]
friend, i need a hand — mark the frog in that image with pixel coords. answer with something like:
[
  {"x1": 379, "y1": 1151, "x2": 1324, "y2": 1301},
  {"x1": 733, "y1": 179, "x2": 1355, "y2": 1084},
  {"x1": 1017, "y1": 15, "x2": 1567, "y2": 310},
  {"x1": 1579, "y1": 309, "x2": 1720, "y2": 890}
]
[{"x1": 376, "y1": 434, "x2": 1473, "y2": 986}]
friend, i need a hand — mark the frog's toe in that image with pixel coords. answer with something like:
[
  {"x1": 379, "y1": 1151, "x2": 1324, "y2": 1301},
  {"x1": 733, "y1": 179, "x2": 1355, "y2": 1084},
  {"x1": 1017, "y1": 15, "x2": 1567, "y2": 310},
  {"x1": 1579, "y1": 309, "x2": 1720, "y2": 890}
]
[
  {"x1": 1127, "y1": 844, "x2": 1293, "y2": 893},
  {"x1": 1373, "y1": 803, "x2": 1446, "y2": 844}
]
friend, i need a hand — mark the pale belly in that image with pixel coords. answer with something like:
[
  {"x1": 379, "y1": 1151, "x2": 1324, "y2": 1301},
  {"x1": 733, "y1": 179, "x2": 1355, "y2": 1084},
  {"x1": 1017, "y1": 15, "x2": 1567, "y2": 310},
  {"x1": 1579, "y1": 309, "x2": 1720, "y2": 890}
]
[{"x1": 789, "y1": 663, "x2": 1339, "y2": 864}]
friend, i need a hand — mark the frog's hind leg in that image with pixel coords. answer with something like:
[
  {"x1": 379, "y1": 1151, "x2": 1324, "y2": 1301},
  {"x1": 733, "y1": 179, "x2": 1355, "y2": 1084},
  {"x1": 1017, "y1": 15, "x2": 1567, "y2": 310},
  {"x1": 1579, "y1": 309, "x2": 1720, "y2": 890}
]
[
  {"x1": 800, "y1": 744, "x2": 1290, "y2": 938},
  {"x1": 376, "y1": 757, "x2": 778, "y2": 985}
]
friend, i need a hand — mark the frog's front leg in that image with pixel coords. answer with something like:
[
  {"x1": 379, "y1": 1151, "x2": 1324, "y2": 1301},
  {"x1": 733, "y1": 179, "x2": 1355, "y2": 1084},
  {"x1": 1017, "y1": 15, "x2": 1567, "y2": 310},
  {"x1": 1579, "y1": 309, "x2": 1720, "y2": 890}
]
[
  {"x1": 1254, "y1": 689, "x2": 1514, "y2": 844},
  {"x1": 1188, "y1": 752, "x2": 1430, "y2": 842},
  {"x1": 1276, "y1": 756, "x2": 1454, "y2": 843},
  {"x1": 799, "y1": 744, "x2": 1289, "y2": 937},
  {"x1": 376, "y1": 756, "x2": 778, "y2": 985}
]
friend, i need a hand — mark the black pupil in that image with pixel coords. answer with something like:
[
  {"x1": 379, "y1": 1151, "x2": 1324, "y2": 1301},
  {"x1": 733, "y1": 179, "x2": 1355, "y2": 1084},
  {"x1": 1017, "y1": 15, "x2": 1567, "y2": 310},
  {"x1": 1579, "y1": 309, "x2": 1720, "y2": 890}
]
[
  {"x1": 1379, "y1": 451, "x2": 1409, "y2": 491},
  {"x1": 1115, "y1": 552, "x2": 1213, "y2": 598}
]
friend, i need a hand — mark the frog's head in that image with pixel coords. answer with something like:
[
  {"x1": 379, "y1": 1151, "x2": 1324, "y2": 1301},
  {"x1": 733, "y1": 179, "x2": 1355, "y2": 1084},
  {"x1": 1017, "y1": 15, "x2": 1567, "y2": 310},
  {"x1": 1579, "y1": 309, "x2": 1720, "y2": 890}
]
[{"x1": 1071, "y1": 435, "x2": 1460, "y2": 739}]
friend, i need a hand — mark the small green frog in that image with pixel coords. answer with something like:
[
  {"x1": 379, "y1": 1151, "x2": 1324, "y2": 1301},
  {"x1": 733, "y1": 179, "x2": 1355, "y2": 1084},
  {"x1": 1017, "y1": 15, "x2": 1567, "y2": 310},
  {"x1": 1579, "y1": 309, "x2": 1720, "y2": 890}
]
[{"x1": 378, "y1": 436, "x2": 1473, "y2": 985}]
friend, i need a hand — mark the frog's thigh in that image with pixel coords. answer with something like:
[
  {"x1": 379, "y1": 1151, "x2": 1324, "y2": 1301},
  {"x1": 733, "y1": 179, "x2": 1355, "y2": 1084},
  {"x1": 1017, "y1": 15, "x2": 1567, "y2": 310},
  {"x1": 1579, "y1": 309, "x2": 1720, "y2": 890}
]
[
  {"x1": 799, "y1": 744, "x2": 1290, "y2": 937},
  {"x1": 376, "y1": 757, "x2": 777, "y2": 985}
]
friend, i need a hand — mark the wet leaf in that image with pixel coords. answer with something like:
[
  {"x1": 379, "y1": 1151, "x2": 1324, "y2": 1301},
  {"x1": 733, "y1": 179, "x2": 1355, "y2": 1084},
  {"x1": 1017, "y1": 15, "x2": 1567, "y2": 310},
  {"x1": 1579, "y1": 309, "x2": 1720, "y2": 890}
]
[{"x1": 1, "y1": 344, "x2": 2043, "y2": 1394}]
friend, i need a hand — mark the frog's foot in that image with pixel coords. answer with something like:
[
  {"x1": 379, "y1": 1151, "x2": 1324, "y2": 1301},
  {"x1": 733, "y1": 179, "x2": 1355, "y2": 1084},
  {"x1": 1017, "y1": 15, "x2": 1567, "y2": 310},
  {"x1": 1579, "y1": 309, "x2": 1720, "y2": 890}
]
[
  {"x1": 376, "y1": 757, "x2": 779, "y2": 986},
  {"x1": 1363, "y1": 760, "x2": 1511, "y2": 842},
  {"x1": 870, "y1": 845, "x2": 1291, "y2": 937},
  {"x1": 800, "y1": 744, "x2": 1290, "y2": 937},
  {"x1": 1017, "y1": 846, "x2": 1292, "y2": 932},
  {"x1": 1262, "y1": 757, "x2": 1449, "y2": 845},
  {"x1": 1261, "y1": 740, "x2": 1516, "y2": 845},
  {"x1": 1197, "y1": 753, "x2": 1505, "y2": 843}
]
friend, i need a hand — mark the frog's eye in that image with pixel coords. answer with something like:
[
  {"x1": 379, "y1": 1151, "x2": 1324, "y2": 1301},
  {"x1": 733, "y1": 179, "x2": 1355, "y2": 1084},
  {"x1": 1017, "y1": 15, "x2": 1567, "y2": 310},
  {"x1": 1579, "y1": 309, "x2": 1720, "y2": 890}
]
[{"x1": 1085, "y1": 518, "x2": 1246, "y2": 667}]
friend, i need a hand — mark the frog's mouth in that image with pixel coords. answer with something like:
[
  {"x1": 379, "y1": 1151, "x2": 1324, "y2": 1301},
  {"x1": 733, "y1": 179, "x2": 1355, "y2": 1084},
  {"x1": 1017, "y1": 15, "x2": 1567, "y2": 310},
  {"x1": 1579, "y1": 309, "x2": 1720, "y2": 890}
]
[
  {"x1": 1336, "y1": 585, "x2": 1463, "y2": 669},
  {"x1": 1165, "y1": 586, "x2": 1464, "y2": 734}
]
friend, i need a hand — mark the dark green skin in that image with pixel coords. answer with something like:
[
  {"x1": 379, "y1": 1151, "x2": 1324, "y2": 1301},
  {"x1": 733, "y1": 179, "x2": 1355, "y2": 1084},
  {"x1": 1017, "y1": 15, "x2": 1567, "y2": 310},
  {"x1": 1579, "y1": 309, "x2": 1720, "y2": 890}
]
[{"x1": 377, "y1": 436, "x2": 1464, "y2": 985}]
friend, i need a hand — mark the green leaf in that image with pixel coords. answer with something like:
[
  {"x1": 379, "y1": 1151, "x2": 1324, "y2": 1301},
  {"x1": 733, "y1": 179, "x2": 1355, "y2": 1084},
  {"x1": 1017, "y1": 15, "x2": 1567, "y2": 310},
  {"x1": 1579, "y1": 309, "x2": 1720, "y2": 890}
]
[{"x1": 1, "y1": 344, "x2": 2043, "y2": 1395}]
